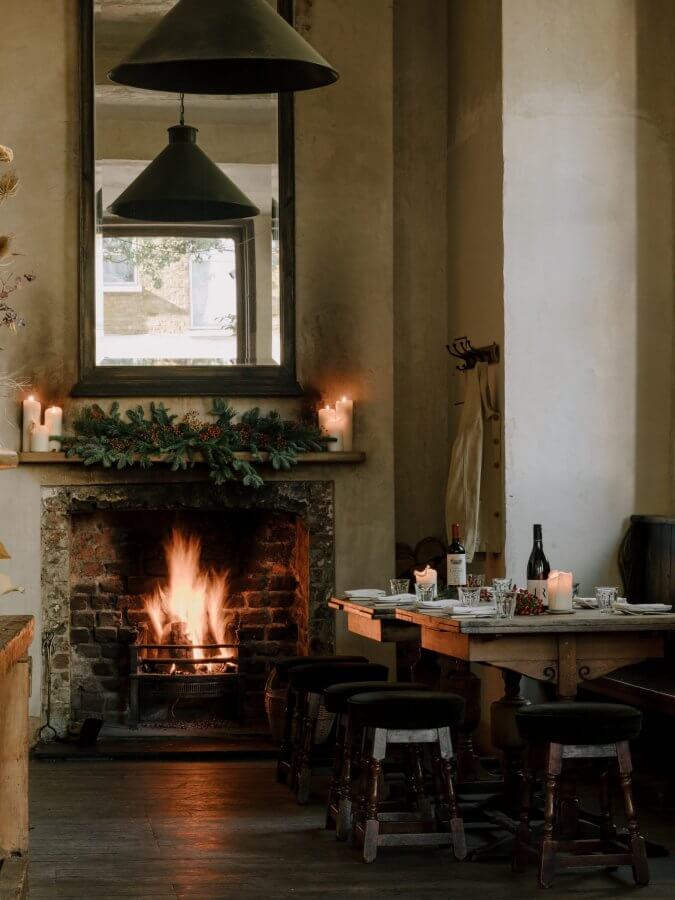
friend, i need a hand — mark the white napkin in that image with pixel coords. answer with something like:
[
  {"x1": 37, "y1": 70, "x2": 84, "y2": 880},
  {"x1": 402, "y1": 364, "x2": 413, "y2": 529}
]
[
  {"x1": 450, "y1": 605, "x2": 496, "y2": 617},
  {"x1": 371, "y1": 593, "x2": 416, "y2": 607},
  {"x1": 612, "y1": 601, "x2": 671, "y2": 615},
  {"x1": 415, "y1": 598, "x2": 456, "y2": 610},
  {"x1": 344, "y1": 589, "x2": 386, "y2": 598}
]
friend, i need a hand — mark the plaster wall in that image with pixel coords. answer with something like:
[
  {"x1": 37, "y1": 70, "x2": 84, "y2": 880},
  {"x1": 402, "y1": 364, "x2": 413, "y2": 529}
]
[
  {"x1": 502, "y1": 0, "x2": 675, "y2": 589},
  {"x1": 393, "y1": 0, "x2": 450, "y2": 549},
  {"x1": 0, "y1": 0, "x2": 396, "y2": 720}
]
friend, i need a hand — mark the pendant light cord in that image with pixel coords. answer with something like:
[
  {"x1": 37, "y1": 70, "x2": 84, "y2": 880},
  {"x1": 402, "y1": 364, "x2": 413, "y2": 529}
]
[{"x1": 179, "y1": 93, "x2": 185, "y2": 126}]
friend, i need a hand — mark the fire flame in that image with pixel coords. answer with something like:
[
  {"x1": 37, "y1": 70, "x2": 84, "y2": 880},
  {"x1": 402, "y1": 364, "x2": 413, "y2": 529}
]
[{"x1": 142, "y1": 529, "x2": 234, "y2": 671}]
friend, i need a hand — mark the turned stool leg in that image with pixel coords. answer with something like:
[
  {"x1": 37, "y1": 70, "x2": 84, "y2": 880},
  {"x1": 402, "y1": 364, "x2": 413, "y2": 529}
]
[
  {"x1": 296, "y1": 692, "x2": 320, "y2": 805},
  {"x1": 408, "y1": 743, "x2": 431, "y2": 819},
  {"x1": 438, "y1": 726, "x2": 466, "y2": 860},
  {"x1": 326, "y1": 712, "x2": 346, "y2": 830},
  {"x1": 538, "y1": 742, "x2": 562, "y2": 889},
  {"x1": 336, "y1": 715, "x2": 355, "y2": 840},
  {"x1": 352, "y1": 728, "x2": 371, "y2": 848},
  {"x1": 362, "y1": 728, "x2": 387, "y2": 863},
  {"x1": 559, "y1": 776, "x2": 579, "y2": 838},
  {"x1": 616, "y1": 741, "x2": 649, "y2": 886},
  {"x1": 512, "y1": 750, "x2": 534, "y2": 873}
]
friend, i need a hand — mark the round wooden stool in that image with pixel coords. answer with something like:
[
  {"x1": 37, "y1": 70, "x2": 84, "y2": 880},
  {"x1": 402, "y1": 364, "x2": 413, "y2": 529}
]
[
  {"x1": 323, "y1": 680, "x2": 427, "y2": 839},
  {"x1": 347, "y1": 690, "x2": 466, "y2": 863},
  {"x1": 271, "y1": 655, "x2": 367, "y2": 785},
  {"x1": 513, "y1": 701, "x2": 648, "y2": 888},
  {"x1": 288, "y1": 661, "x2": 389, "y2": 803}
]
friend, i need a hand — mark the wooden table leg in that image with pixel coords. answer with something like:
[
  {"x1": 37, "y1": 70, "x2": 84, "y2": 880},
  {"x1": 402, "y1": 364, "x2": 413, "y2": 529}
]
[
  {"x1": 557, "y1": 636, "x2": 578, "y2": 701},
  {"x1": 490, "y1": 669, "x2": 529, "y2": 810}
]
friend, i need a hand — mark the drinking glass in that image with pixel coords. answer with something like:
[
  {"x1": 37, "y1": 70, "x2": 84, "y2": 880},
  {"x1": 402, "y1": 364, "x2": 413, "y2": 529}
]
[
  {"x1": 390, "y1": 578, "x2": 410, "y2": 596},
  {"x1": 497, "y1": 589, "x2": 518, "y2": 618},
  {"x1": 467, "y1": 573, "x2": 485, "y2": 588},
  {"x1": 492, "y1": 577, "x2": 513, "y2": 596},
  {"x1": 415, "y1": 583, "x2": 437, "y2": 604},
  {"x1": 595, "y1": 586, "x2": 617, "y2": 613},
  {"x1": 459, "y1": 586, "x2": 481, "y2": 608}
]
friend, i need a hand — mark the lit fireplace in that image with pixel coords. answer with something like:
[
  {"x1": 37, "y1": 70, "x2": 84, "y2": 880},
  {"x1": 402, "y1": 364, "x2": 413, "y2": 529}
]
[
  {"x1": 141, "y1": 529, "x2": 236, "y2": 674},
  {"x1": 129, "y1": 528, "x2": 245, "y2": 726}
]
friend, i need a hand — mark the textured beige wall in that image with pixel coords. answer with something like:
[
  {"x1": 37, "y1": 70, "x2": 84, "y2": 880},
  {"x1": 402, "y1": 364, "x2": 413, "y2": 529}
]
[
  {"x1": 502, "y1": 0, "x2": 675, "y2": 588},
  {"x1": 0, "y1": 0, "x2": 396, "y2": 716},
  {"x1": 392, "y1": 0, "x2": 450, "y2": 549}
]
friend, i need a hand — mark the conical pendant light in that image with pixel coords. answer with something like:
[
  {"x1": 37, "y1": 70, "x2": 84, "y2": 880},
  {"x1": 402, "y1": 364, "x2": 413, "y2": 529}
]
[
  {"x1": 109, "y1": 100, "x2": 259, "y2": 222},
  {"x1": 108, "y1": 0, "x2": 339, "y2": 95}
]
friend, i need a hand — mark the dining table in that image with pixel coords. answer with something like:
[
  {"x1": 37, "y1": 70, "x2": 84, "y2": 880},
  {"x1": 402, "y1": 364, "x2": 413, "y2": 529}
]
[{"x1": 331, "y1": 596, "x2": 675, "y2": 858}]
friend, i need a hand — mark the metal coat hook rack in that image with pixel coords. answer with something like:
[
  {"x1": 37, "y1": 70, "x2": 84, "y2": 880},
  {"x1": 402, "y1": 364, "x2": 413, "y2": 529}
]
[{"x1": 446, "y1": 336, "x2": 500, "y2": 372}]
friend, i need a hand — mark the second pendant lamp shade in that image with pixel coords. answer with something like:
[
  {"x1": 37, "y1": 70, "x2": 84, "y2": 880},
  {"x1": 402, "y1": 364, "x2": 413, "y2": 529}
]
[
  {"x1": 109, "y1": 124, "x2": 260, "y2": 222},
  {"x1": 108, "y1": 0, "x2": 339, "y2": 95}
]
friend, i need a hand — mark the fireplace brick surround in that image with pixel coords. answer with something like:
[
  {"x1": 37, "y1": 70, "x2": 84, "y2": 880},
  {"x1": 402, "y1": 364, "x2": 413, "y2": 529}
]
[{"x1": 41, "y1": 481, "x2": 335, "y2": 734}]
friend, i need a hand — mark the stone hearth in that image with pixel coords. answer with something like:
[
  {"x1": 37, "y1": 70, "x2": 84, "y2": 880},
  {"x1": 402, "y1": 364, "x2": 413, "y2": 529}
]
[{"x1": 41, "y1": 481, "x2": 334, "y2": 734}]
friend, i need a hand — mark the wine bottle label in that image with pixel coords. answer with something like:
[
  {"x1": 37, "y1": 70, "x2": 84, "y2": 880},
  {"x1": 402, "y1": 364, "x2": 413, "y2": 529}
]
[
  {"x1": 447, "y1": 553, "x2": 467, "y2": 586},
  {"x1": 527, "y1": 579, "x2": 548, "y2": 605}
]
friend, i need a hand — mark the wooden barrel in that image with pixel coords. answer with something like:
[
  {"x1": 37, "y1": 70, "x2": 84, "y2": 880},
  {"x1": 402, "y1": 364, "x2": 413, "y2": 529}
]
[{"x1": 619, "y1": 515, "x2": 675, "y2": 606}]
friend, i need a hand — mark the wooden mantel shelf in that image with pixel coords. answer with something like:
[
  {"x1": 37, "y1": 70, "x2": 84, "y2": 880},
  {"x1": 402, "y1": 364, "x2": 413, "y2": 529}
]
[{"x1": 19, "y1": 451, "x2": 365, "y2": 466}]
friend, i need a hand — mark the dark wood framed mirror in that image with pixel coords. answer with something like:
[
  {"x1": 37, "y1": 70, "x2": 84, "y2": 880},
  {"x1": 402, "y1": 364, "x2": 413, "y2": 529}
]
[{"x1": 74, "y1": 0, "x2": 301, "y2": 397}]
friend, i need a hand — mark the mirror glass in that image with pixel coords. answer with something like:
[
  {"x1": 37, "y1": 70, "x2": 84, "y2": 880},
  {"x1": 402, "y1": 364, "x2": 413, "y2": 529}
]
[{"x1": 93, "y1": 1, "x2": 281, "y2": 370}]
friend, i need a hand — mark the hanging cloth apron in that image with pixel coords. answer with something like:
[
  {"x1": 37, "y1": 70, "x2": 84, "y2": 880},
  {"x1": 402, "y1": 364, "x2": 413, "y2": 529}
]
[{"x1": 445, "y1": 361, "x2": 502, "y2": 563}]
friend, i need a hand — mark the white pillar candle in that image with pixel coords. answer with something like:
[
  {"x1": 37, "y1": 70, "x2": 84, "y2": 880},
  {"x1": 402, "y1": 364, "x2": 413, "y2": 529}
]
[
  {"x1": 548, "y1": 570, "x2": 573, "y2": 612},
  {"x1": 335, "y1": 396, "x2": 354, "y2": 451},
  {"x1": 318, "y1": 405, "x2": 344, "y2": 452},
  {"x1": 22, "y1": 395, "x2": 41, "y2": 452},
  {"x1": 45, "y1": 406, "x2": 63, "y2": 449},
  {"x1": 414, "y1": 565, "x2": 438, "y2": 597},
  {"x1": 30, "y1": 422, "x2": 50, "y2": 453}
]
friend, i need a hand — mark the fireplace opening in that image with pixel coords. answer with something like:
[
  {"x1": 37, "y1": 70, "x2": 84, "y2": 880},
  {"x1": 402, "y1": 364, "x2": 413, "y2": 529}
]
[{"x1": 68, "y1": 507, "x2": 310, "y2": 733}]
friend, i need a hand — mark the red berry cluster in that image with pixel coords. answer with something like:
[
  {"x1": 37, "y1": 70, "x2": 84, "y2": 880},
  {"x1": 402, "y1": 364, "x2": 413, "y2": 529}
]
[{"x1": 515, "y1": 590, "x2": 545, "y2": 616}]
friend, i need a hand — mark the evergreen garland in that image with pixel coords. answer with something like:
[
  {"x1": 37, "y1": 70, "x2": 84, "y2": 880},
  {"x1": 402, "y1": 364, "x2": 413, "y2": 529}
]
[{"x1": 61, "y1": 400, "x2": 327, "y2": 488}]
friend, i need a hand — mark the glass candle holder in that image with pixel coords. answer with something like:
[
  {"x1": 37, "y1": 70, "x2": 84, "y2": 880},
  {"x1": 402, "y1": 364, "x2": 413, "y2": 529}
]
[
  {"x1": 459, "y1": 586, "x2": 482, "y2": 607},
  {"x1": 390, "y1": 577, "x2": 410, "y2": 596},
  {"x1": 492, "y1": 577, "x2": 513, "y2": 596},
  {"x1": 415, "y1": 583, "x2": 437, "y2": 604},
  {"x1": 497, "y1": 589, "x2": 518, "y2": 618},
  {"x1": 595, "y1": 586, "x2": 617, "y2": 613}
]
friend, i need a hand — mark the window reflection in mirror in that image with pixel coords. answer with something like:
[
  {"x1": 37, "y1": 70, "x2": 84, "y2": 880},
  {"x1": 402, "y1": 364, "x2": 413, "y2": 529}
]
[{"x1": 94, "y1": 1, "x2": 281, "y2": 371}]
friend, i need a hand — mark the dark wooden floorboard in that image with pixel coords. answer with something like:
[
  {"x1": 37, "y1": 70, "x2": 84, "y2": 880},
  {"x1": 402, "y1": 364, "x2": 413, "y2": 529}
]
[{"x1": 28, "y1": 759, "x2": 675, "y2": 899}]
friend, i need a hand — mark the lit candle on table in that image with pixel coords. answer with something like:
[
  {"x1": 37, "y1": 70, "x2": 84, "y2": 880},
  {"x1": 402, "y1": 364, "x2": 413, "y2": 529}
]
[
  {"x1": 414, "y1": 565, "x2": 438, "y2": 597},
  {"x1": 22, "y1": 395, "x2": 41, "y2": 452},
  {"x1": 548, "y1": 570, "x2": 573, "y2": 612},
  {"x1": 318, "y1": 404, "x2": 344, "y2": 452},
  {"x1": 30, "y1": 423, "x2": 50, "y2": 453},
  {"x1": 45, "y1": 405, "x2": 63, "y2": 449},
  {"x1": 335, "y1": 396, "x2": 354, "y2": 451}
]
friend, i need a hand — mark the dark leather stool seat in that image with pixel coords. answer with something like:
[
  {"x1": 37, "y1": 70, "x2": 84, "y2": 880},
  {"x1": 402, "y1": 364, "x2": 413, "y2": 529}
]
[
  {"x1": 516, "y1": 702, "x2": 642, "y2": 745},
  {"x1": 289, "y1": 662, "x2": 389, "y2": 694},
  {"x1": 348, "y1": 690, "x2": 465, "y2": 730},
  {"x1": 324, "y1": 681, "x2": 427, "y2": 714},
  {"x1": 274, "y1": 655, "x2": 367, "y2": 686}
]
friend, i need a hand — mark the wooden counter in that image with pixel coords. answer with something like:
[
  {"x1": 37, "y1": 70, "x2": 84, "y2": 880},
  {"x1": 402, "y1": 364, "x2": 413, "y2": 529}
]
[{"x1": 0, "y1": 616, "x2": 34, "y2": 899}]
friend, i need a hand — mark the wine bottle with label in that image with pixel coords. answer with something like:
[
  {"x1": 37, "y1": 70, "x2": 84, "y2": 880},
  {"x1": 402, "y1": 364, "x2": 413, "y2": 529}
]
[
  {"x1": 447, "y1": 523, "x2": 467, "y2": 589},
  {"x1": 527, "y1": 523, "x2": 550, "y2": 605}
]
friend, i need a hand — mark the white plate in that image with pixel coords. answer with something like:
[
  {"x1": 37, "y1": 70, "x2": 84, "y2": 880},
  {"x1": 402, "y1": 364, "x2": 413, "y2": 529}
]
[{"x1": 344, "y1": 589, "x2": 386, "y2": 598}]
